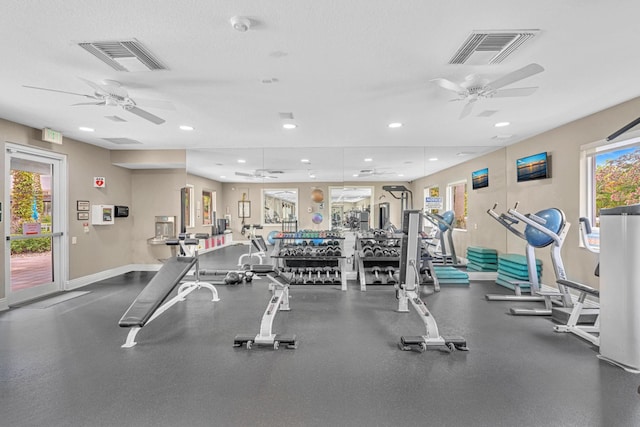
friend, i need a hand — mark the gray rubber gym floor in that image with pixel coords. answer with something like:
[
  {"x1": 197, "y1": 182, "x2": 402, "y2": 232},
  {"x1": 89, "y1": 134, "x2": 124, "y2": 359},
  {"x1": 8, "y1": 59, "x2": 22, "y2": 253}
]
[{"x1": 1, "y1": 244, "x2": 639, "y2": 427}]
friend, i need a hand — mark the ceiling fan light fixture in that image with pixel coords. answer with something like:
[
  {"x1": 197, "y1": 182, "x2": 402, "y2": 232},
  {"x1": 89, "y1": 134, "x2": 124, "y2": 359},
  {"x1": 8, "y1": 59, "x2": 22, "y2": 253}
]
[{"x1": 230, "y1": 16, "x2": 251, "y2": 32}]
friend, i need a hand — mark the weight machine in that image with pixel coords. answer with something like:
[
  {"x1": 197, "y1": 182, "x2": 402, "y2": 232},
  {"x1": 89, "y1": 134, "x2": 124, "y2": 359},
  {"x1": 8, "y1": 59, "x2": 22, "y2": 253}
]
[
  {"x1": 396, "y1": 210, "x2": 467, "y2": 352},
  {"x1": 423, "y1": 210, "x2": 461, "y2": 266},
  {"x1": 486, "y1": 203, "x2": 574, "y2": 316}
]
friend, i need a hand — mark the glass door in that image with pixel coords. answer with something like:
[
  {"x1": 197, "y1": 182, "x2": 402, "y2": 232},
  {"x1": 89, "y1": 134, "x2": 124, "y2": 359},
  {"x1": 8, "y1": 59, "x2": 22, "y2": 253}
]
[{"x1": 4, "y1": 145, "x2": 67, "y2": 305}]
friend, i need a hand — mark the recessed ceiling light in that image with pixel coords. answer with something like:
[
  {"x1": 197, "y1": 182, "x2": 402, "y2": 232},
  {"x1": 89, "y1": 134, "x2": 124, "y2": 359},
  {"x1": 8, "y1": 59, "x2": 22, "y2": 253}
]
[
  {"x1": 79, "y1": 126, "x2": 94, "y2": 132},
  {"x1": 495, "y1": 122, "x2": 510, "y2": 127},
  {"x1": 237, "y1": 159, "x2": 246, "y2": 163},
  {"x1": 398, "y1": 174, "x2": 404, "y2": 177},
  {"x1": 309, "y1": 174, "x2": 316, "y2": 179},
  {"x1": 388, "y1": 122, "x2": 403, "y2": 128},
  {"x1": 429, "y1": 157, "x2": 438, "y2": 161},
  {"x1": 283, "y1": 123, "x2": 297, "y2": 130},
  {"x1": 220, "y1": 175, "x2": 226, "y2": 179},
  {"x1": 179, "y1": 125, "x2": 194, "y2": 131},
  {"x1": 364, "y1": 158, "x2": 373, "y2": 162},
  {"x1": 301, "y1": 158, "x2": 310, "y2": 163},
  {"x1": 353, "y1": 173, "x2": 359, "y2": 177}
]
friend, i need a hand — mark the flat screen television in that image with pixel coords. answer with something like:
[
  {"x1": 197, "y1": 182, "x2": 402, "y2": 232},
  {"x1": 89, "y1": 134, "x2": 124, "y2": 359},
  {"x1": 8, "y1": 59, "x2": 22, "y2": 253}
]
[
  {"x1": 471, "y1": 167, "x2": 489, "y2": 190},
  {"x1": 516, "y1": 152, "x2": 550, "y2": 182}
]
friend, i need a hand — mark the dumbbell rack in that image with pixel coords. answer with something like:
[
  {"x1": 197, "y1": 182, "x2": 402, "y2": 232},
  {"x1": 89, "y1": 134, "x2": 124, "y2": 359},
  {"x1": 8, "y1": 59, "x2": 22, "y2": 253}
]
[
  {"x1": 355, "y1": 232, "x2": 403, "y2": 291},
  {"x1": 271, "y1": 232, "x2": 347, "y2": 291}
]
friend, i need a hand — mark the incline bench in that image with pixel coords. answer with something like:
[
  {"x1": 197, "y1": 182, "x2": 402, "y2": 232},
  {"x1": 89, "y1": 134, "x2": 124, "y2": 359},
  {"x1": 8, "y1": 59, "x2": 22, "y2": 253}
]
[{"x1": 119, "y1": 234, "x2": 219, "y2": 348}]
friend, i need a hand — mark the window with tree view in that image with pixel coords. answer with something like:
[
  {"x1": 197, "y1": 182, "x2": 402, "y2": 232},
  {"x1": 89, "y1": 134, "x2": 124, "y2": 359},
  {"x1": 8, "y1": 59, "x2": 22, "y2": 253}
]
[{"x1": 587, "y1": 142, "x2": 640, "y2": 226}]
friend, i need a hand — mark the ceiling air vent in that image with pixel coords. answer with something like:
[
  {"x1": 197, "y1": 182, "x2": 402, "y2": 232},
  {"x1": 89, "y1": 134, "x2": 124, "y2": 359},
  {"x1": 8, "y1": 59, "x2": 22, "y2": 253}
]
[
  {"x1": 102, "y1": 137, "x2": 142, "y2": 145},
  {"x1": 78, "y1": 39, "x2": 167, "y2": 72},
  {"x1": 278, "y1": 112, "x2": 294, "y2": 120},
  {"x1": 448, "y1": 30, "x2": 539, "y2": 65}
]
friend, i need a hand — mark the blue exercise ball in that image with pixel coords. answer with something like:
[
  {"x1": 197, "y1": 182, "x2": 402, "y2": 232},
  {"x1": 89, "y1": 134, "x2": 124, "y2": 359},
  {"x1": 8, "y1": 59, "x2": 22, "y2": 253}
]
[
  {"x1": 267, "y1": 230, "x2": 278, "y2": 245},
  {"x1": 524, "y1": 208, "x2": 565, "y2": 248},
  {"x1": 439, "y1": 211, "x2": 455, "y2": 232}
]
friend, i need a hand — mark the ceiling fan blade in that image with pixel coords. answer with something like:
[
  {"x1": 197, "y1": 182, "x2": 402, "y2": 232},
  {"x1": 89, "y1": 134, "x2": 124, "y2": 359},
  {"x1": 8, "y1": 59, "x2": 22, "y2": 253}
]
[
  {"x1": 459, "y1": 100, "x2": 476, "y2": 119},
  {"x1": 71, "y1": 101, "x2": 106, "y2": 106},
  {"x1": 430, "y1": 78, "x2": 466, "y2": 94},
  {"x1": 484, "y1": 63, "x2": 544, "y2": 91},
  {"x1": 22, "y1": 85, "x2": 96, "y2": 99},
  {"x1": 78, "y1": 77, "x2": 111, "y2": 96},
  {"x1": 235, "y1": 172, "x2": 254, "y2": 177},
  {"x1": 125, "y1": 106, "x2": 165, "y2": 124},
  {"x1": 492, "y1": 87, "x2": 539, "y2": 98}
]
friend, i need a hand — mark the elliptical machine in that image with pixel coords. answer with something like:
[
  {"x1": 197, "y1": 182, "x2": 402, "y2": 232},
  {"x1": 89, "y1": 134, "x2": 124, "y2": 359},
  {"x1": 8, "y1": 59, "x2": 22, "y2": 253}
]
[{"x1": 486, "y1": 203, "x2": 573, "y2": 315}]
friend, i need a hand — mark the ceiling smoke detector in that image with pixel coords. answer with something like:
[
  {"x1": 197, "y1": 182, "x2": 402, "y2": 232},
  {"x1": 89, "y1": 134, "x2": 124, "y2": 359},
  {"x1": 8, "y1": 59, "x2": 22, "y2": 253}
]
[{"x1": 230, "y1": 16, "x2": 251, "y2": 32}]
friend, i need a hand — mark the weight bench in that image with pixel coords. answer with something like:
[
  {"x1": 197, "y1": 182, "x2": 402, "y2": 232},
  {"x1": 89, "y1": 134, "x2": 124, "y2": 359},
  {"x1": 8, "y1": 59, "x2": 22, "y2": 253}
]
[
  {"x1": 552, "y1": 278, "x2": 600, "y2": 346},
  {"x1": 119, "y1": 235, "x2": 219, "y2": 348},
  {"x1": 233, "y1": 264, "x2": 297, "y2": 350}
]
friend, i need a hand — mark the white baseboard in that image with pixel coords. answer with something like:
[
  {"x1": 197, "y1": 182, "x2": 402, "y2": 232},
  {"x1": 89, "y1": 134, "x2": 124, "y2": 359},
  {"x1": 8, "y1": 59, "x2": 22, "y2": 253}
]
[
  {"x1": 65, "y1": 263, "x2": 162, "y2": 290},
  {"x1": 0, "y1": 297, "x2": 8, "y2": 312}
]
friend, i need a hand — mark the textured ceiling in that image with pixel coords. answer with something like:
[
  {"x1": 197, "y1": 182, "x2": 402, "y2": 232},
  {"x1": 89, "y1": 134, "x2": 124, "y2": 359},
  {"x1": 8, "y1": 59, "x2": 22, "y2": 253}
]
[{"x1": 1, "y1": 1, "x2": 639, "y2": 182}]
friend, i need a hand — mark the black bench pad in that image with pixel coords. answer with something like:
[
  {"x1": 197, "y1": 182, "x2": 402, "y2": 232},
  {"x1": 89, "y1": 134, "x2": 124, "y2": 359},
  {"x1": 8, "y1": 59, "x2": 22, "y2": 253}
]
[{"x1": 119, "y1": 257, "x2": 197, "y2": 327}]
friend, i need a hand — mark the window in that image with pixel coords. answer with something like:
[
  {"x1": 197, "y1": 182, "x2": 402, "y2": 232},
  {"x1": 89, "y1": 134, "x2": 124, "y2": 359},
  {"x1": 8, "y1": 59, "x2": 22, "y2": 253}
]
[
  {"x1": 583, "y1": 137, "x2": 640, "y2": 227},
  {"x1": 446, "y1": 180, "x2": 467, "y2": 229},
  {"x1": 202, "y1": 190, "x2": 216, "y2": 225},
  {"x1": 183, "y1": 185, "x2": 195, "y2": 229}
]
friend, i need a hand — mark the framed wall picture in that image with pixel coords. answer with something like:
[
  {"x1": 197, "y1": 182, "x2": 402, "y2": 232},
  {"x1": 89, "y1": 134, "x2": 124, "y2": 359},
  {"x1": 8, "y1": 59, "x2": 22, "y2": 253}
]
[
  {"x1": 77, "y1": 212, "x2": 89, "y2": 220},
  {"x1": 238, "y1": 201, "x2": 251, "y2": 219},
  {"x1": 77, "y1": 200, "x2": 90, "y2": 211}
]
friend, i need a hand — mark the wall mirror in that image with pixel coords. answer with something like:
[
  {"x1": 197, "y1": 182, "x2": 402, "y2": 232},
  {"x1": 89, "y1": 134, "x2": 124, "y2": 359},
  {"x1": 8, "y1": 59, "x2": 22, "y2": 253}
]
[{"x1": 262, "y1": 188, "x2": 299, "y2": 225}]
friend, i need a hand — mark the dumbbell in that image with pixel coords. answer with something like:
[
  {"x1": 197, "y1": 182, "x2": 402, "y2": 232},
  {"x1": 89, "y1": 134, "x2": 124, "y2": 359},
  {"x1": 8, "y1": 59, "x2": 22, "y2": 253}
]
[
  {"x1": 331, "y1": 266, "x2": 341, "y2": 284},
  {"x1": 371, "y1": 266, "x2": 383, "y2": 284},
  {"x1": 324, "y1": 266, "x2": 333, "y2": 283},
  {"x1": 373, "y1": 245, "x2": 383, "y2": 257},
  {"x1": 315, "y1": 267, "x2": 325, "y2": 284},
  {"x1": 295, "y1": 267, "x2": 306, "y2": 284},
  {"x1": 306, "y1": 267, "x2": 315, "y2": 284},
  {"x1": 363, "y1": 245, "x2": 374, "y2": 257},
  {"x1": 385, "y1": 266, "x2": 397, "y2": 285}
]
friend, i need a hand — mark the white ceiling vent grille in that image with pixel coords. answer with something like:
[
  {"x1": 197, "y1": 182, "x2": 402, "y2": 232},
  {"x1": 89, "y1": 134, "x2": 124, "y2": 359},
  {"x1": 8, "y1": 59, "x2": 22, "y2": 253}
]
[
  {"x1": 278, "y1": 112, "x2": 294, "y2": 120},
  {"x1": 102, "y1": 137, "x2": 142, "y2": 145},
  {"x1": 78, "y1": 39, "x2": 167, "y2": 72},
  {"x1": 448, "y1": 30, "x2": 539, "y2": 65}
]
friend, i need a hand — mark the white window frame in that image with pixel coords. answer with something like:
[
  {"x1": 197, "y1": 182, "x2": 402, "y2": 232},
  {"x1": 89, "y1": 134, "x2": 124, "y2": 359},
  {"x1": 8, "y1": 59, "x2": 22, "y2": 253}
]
[{"x1": 580, "y1": 133, "x2": 640, "y2": 227}]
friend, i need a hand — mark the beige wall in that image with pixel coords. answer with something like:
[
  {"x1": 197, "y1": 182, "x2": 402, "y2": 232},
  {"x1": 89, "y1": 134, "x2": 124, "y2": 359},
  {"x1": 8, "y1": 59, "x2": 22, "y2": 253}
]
[
  {"x1": 412, "y1": 95, "x2": 640, "y2": 289},
  {"x1": 0, "y1": 120, "x2": 134, "y2": 300},
  {"x1": 131, "y1": 169, "x2": 186, "y2": 264}
]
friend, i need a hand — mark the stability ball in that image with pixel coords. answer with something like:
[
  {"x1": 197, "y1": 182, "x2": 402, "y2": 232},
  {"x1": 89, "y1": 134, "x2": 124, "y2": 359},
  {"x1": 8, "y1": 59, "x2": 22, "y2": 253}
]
[
  {"x1": 311, "y1": 189, "x2": 324, "y2": 203},
  {"x1": 524, "y1": 208, "x2": 565, "y2": 248}
]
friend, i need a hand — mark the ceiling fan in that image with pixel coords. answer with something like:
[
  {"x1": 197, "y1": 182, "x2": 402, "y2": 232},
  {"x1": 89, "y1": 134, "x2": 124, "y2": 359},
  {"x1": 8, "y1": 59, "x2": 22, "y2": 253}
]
[
  {"x1": 357, "y1": 168, "x2": 394, "y2": 177},
  {"x1": 235, "y1": 169, "x2": 283, "y2": 179},
  {"x1": 431, "y1": 63, "x2": 544, "y2": 119},
  {"x1": 23, "y1": 78, "x2": 166, "y2": 124}
]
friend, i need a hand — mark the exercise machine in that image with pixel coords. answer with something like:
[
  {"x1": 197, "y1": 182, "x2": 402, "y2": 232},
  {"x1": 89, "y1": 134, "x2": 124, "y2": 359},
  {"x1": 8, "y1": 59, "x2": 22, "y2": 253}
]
[
  {"x1": 578, "y1": 217, "x2": 599, "y2": 276},
  {"x1": 423, "y1": 210, "x2": 461, "y2": 266},
  {"x1": 233, "y1": 264, "x2": 297, "y2": 350},
  {"x1": 119, "y1": 233, "x2": 219, "y2": 348},
  {"x1": 237, "y1": 224, "x2": 267, "y2": 267},
  {"x1": 486, "y1": 203, "x2": 573, "y2": 316},
  {"x1": 396, "y1": 210, "x2": 467, "y2": 352}
]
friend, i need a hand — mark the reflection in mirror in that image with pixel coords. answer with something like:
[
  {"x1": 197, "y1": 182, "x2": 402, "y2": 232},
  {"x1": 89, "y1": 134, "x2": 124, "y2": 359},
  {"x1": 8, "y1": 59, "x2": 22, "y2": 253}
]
[
  {"x1": 262, "y1": 188, "x2": 299, "y2": 226},
  {"x1": 329, "y1": 186, "x2": 373, "y2": 231}
]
